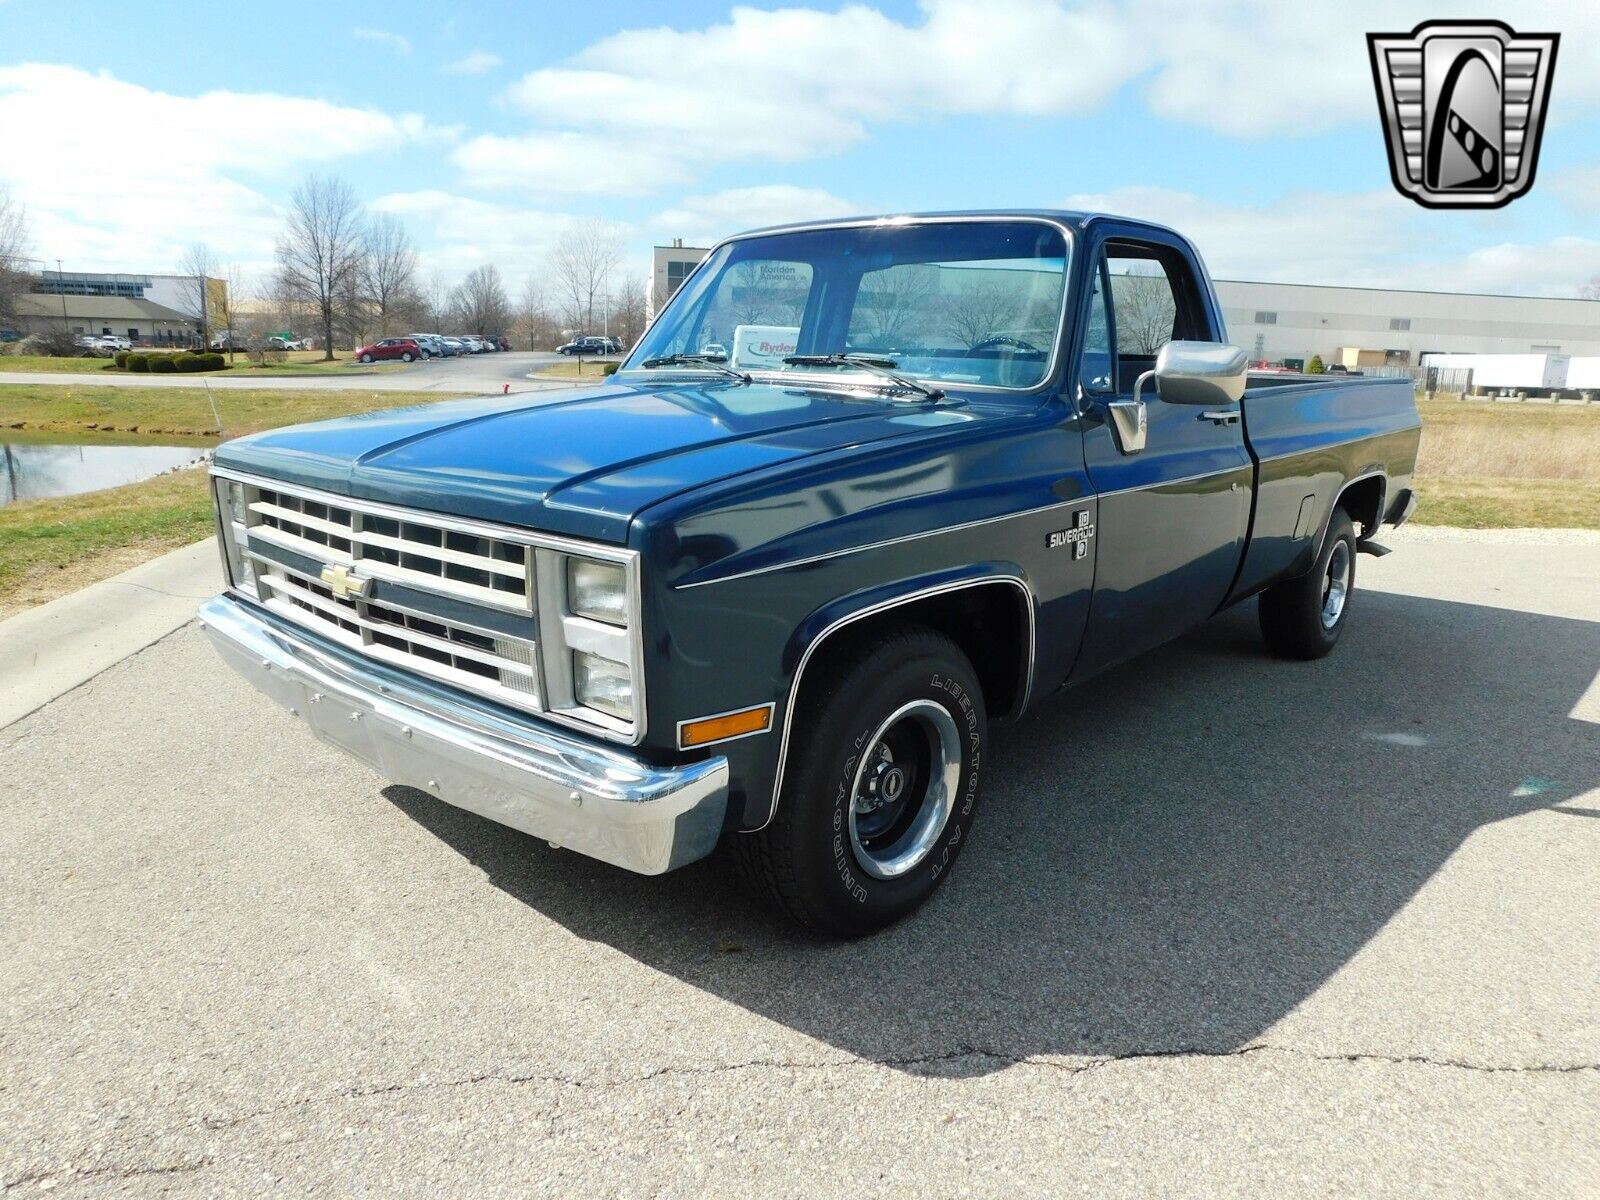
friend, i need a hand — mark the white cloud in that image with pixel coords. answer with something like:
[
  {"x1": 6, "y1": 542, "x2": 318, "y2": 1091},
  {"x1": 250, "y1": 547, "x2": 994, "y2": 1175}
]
[
  {"x1": 466, "y1": 0, "x2": 1600, "y2": 197},
  {"x1": 0, "y1": 65, "x2": 431, "y2": 273},
  {"x1": 1062, "y1": 184, "x2": 1600, "y2": 297},
  {"x1": 442, "y1": 50, "x2": 502, "y2": 76},
  {"x1": 650, "y1": 185, "x2": 858, "y2": 246},
  {"x1": 370, "y1": 190, "x2": 632, "y2": 284},
  {"x1": 353, "y1": 26, "x2": 412, "y2": 55}
]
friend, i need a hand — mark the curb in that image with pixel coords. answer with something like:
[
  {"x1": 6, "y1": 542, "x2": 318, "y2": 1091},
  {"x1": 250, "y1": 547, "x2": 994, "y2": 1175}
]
[{"x1": 0, "y1": 538, "x2": 218, "y2": 729}]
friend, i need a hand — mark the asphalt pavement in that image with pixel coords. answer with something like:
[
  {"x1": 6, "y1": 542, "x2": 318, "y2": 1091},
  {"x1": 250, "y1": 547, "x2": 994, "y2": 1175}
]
[
  {"x1": 1, "y1": 528, "x2": 1596, "y2": 1196},
  {"x1": 0, "y1": 351, "x2": 591, "y2": 393}
]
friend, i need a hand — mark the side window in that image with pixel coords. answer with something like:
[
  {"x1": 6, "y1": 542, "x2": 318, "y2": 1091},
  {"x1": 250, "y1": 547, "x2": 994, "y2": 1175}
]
[
  {"x1": 1103, "y1": 241, "x2": 1211, "y2": 391},
  {"x1": 1079, "y1": 263, "x2": 1112, "y2": 393}
]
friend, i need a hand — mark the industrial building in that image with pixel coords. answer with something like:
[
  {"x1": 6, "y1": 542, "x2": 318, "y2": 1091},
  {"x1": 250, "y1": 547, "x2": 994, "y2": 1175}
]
[
  {"x1": 1213, "y1": 280, "x2": 1600, "y2": 369},
  {"x1": 13, "y1": 269, "x2": 226, "y2": 344},
  {"x1": 648, "y1": 240, "x2": 712, "y2": 319}
]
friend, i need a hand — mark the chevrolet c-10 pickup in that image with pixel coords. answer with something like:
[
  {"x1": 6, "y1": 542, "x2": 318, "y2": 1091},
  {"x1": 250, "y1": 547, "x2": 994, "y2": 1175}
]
[{"x1": 201, "y1": 211, "x2": 1421, "y2": 936}]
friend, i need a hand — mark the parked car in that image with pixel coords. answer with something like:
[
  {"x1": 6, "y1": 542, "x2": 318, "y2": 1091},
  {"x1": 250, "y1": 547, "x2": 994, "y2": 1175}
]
[
  {"x1": 699, "y1": 342, "x2": 728, "y2": 358},
  {"x1": 0, "y1": 328, "x2": 19, "y2": 343},
  {"x1": 210, "y1": 332, "x2": 247, "y2": 351},
  {"x1": 201, "y1": 210, "x2": 1421, "y2": 937},
  {"x1": 439, "y1": 337, "x2": 466, "y2": 357},
  {"x1": 406, "y1": 334, "x2": 446, "y2": 359},
  {"x1": 268, "y1": 335, "x2": 307, "y2": 351},
  {"x1": 557, "y1": 336, "x2": 613, "y2": 356},
  {"x1": 495, "y1": 336, "x2": 511, "y2": 351},
  {"x1": 355, "y1": 337, "x2": 422, "y2": 363}
]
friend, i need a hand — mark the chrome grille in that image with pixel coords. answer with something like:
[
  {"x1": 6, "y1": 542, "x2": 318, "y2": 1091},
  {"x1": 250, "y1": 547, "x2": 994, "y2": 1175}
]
[
  {"x1": 248, "y1": 484, "x2": 531, "y2": 611},
  {"x1": 253, "y1": 558, "x2": 543, "y2": 711}
]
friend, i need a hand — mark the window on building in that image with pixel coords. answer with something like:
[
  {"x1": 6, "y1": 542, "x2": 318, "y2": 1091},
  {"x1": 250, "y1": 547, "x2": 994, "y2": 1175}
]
[
  {"x1": 665, "y1": 260, "x2": 695, "y2": 297},
  {"x1": 1254, "y1": 311, "x2": 1277, "y2": 324},
  {"x1": 1389, "y1": 317, "x2": 1411, "y2": 331}
]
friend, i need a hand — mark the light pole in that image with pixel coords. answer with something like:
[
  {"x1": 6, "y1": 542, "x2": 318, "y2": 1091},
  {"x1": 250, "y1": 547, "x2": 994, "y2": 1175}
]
[{"x1": 55, "y1": 259, "x2": 69, "y2": 334}]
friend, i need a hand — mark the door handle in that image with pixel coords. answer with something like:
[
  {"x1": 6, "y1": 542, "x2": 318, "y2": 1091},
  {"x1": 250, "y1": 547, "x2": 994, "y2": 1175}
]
[{"x1": 1198, "y1": 408, "x2": 1240, "y2": 425}]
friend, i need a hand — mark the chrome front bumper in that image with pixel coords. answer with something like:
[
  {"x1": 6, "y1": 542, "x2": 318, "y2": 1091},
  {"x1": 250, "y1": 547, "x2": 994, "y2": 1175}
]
[{"x1": 198, "y1": 596, "x2": 729, "y2": 875}]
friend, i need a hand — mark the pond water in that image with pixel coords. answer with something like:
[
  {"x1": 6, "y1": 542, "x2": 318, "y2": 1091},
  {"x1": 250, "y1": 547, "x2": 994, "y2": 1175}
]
[{"x1": 0, "y1": 442, "x2": 211, "y2": 507}]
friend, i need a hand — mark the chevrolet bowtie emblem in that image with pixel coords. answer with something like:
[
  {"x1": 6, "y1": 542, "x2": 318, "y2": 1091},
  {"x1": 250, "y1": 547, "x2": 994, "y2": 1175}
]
[{"x1": 320, "y1": 563, "x2": 370, "y2": 599}]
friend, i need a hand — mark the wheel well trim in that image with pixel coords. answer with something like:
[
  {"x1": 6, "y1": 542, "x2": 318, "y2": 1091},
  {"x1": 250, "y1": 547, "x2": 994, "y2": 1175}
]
[
  {"x1": 1325, "y1": 469, "x2": 1387, "y2": 546},
  {"x1": 752, "y1": 572, "x2": 1035, "y2": 833}
]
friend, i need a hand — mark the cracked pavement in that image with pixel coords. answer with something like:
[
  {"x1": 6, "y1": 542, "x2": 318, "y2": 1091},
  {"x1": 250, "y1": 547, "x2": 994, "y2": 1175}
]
[{"x1": 2, "y1": 528, "x2": 1597, "y2": 1196}]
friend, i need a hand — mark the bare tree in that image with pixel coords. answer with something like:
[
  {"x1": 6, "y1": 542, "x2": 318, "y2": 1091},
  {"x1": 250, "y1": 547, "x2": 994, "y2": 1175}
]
[
  {"x1": 418, "y1": 269, "x2": 450, "y2": 330},
  {"x1": 514, "y1": 277, "x2": 561, "y2": 350},
  {"x1": 1109, "y1": 271, "x2": 1176, "y2": 355},
  {"x1": 450, "y1": 264, "x2": 511, "y2": 336},
  {"x1": 211, "y1": 262, "x2": 245, "y2": 361},
  {"x1": 178, "y1": 243, "x2": 219, "y2": 346},
  {"x1": 275, "y1": 174, "x2": 367, "y2": 359},
  {"x1": 365, "y1": 213, "x2": 419, "y2": 337},
  {"x1": 942, "y1": 280, "x2": 1018, "y2": 349},
  {"x1": 0, "y1": 182, "x2": 34, "y2": 324},
  {"x1": 607, "y1": 276, "x2": 649, "y2": 350},
  {"x1": 549, "y1": 218, "x2": 622, "y2": 333},
  {"x1": 853, "y1": 264, "x2": 940, "y2": 348}
]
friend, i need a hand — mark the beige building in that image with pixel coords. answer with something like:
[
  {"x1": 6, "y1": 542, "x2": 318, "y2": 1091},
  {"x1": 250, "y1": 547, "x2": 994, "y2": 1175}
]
[
  {"x1": 12, "y1": 293, "x2": 198, "y2": 344},
  {"x1": 648, "y1": 240, "x2": 712, "y2": 319}
]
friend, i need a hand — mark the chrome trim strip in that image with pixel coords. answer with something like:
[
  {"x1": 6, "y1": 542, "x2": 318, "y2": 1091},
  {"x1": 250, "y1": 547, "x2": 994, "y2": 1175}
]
[
  {"x1": 676, "y1": 701, "x2": 778, "y2": 750},
  {"x1": 754, "y1": 574, "x2": 1035, "y2": 832},
  {"x1": 674, "y1": 498, "x2": 1085, "y2": 590},
  {"x1": 621, "y1": 214, "x2": 1078, "y2": 400},
  {"x1": 198, "y1": 596, "x2": 727, "y2": 876}
]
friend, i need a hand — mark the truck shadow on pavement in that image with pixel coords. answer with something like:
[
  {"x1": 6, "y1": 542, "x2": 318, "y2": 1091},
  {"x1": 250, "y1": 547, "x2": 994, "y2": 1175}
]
[{"x1": 383, "y1": 589, "x2": 1600, "y2": 1077}]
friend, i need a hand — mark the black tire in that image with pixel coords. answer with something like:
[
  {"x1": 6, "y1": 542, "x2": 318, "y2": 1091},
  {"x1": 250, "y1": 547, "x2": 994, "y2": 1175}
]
[
  {"x1": 402, "y1": 352, "x2": 413, "y2": 362},
  {"x1": 1259, "y1": 507, "x2": 1357, "y2": 659},
  {"x1": 730, "y1": 626, "x2": 987, "y2": 937}
]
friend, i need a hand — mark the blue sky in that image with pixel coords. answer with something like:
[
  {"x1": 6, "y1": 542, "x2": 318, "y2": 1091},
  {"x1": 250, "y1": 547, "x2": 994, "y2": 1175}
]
[{"x1": 3, "y1": 0, "x2": 1598, "y2": 297}]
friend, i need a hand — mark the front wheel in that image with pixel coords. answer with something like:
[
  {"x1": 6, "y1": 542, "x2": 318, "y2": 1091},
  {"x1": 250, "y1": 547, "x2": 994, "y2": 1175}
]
[
  {"x1": 359, "y1": 353, "x2": 372, "y2": 364},
  {"x1": 1259, "y1": 507, "x2": 1357, "y2": 659},
  {"x1": 731, "y1": 626, "x2": 987, "y2": 937}
]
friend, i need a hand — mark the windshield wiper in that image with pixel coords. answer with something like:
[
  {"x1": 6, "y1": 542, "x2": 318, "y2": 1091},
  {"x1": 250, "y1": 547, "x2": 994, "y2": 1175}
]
[
  {"x1": 781, "y1": 353, "x2": 944, "y2": 400},
  {"x1": 640, "y1": 353, "x2": 751, "y2": 383}
]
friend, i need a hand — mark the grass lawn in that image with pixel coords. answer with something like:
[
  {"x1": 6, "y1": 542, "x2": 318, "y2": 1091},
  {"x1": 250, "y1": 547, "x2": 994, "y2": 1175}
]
[
  {"x1": 1412, "y1": 397, "x2": 1600, "y2": 528},
  {"x1": 0, "y1": 384, "x2": 473, "y2": 615},
  {"x1": 0, "y1": 350, "x2": 403, "y2": 377},
  {"x1": 0, "y1": 468, "x2": 214, "y2": 620},
  {"x1": 533, "y1": 358, "x2": 618, "y2": 380},
  {"x1": 0, "y1": 383, "x2": 467, "y2": 439}
]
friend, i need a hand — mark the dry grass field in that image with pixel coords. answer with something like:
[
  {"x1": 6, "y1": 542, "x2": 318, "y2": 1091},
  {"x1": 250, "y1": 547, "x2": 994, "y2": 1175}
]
[{"x1": 1413, "y1": 398, "x2": 1600, "y2": 527}]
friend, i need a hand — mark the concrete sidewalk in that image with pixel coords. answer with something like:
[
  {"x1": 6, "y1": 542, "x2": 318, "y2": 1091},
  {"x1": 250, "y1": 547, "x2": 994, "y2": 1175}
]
[{"x1": 0, "y1": 538, "x2": 217, "y2": 729}]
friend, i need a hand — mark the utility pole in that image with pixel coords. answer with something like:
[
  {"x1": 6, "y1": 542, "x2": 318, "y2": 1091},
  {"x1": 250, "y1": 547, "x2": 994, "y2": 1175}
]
[{"x1": 55, "y1": 259, "x2": 69, "y2": 333}]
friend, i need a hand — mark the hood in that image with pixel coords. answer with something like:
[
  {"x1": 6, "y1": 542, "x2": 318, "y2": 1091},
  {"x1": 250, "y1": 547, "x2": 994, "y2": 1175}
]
[{"x1": 215, "y1": 379, "x2": 988, "y2": 542}]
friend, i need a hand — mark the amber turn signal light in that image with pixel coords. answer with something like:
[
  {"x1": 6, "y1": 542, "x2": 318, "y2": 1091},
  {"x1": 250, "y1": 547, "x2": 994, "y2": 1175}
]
[{"x1": 678, "y1": 705, "x2": 773, "y2": 749}]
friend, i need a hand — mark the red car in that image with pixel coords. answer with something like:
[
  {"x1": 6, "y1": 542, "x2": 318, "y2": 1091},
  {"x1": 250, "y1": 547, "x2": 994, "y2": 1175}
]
[{"x1": 355, "y1": 337, "x2": 422, "y2": 363}]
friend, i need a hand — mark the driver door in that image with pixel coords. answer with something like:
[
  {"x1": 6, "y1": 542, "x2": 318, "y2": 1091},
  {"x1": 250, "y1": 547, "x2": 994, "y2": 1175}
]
[{"x1": 1070, "y1": 235, "x2": 1252, "y2": 680}]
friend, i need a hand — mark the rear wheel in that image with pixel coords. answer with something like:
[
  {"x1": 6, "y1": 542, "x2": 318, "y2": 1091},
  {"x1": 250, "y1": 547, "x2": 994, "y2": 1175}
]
[
  {"x1": 1259, "y1": 507, "x2": 1357, "y2": 659},
  {"x1": 401, "y1": 352, "x2": 413, "y2": 362},
  {"x1": 730, "y1": 626, "x2": 986, "y2": 937}
]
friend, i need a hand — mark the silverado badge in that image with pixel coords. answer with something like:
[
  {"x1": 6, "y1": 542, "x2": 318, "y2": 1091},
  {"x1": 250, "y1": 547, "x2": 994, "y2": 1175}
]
[
  {"x1": 319, "y1": 563, "x2": 370, "y2": 600},
  {"x1": 1048, "y1": 510, "x2": 1095, "y2": 560}
]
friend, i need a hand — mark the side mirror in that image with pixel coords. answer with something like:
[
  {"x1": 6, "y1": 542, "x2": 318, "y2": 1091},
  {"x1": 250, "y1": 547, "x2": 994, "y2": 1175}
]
[
  {"x1": 1149, "y1": 340, "x2": 1248, "y2": 406},
  {"x1": 1108, "y1": 340, "x2": 1249, "y2": 456}
]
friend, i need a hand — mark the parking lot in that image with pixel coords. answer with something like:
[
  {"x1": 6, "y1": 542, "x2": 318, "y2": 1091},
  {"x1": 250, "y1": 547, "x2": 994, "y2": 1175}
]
[{"x1": 2, "y1": 527, "x2": 1597, "y2": 1196}]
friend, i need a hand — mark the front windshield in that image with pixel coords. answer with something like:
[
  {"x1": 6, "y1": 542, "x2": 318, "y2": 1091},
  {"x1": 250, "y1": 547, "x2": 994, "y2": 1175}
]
[{"x1": 625, "y1": 220, "x2": 1069, "y2": 392}]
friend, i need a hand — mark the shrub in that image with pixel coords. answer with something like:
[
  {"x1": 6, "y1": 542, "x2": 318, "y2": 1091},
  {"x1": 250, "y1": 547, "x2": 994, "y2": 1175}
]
[
  {"x1": 202, "y1": 352, "x2": 226, "y2": 370},
  {"x1": 600, "y1": 362, "x2": 621, "y2": 376},
  {"x1": 31, "y1": 326, "x2": 85, "y2": 357},
  {"x1": 114, "y1": 350, "x2": 130, "y2": 368},
  {"x1": 176, "y1": 356, "x2": 202, "y2": 372},
  {"x1": 127, "y1": 353, "x2": 150, "y2": 373},
  {"x1": 150, "y1": 356, "x2": 178, "y2": 374},
  {"x1": 1307, "y1": 354, "x2": 1326, "y2": 375}
]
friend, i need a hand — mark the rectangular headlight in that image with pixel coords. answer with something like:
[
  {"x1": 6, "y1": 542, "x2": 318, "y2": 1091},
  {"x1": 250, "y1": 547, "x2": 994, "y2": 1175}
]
[
  {"x1": 567, "y1": 558, "x2": 628, "y2": 626},
  {"x1": 573, "y1": 650, "x2": 633, "y2": 721}
]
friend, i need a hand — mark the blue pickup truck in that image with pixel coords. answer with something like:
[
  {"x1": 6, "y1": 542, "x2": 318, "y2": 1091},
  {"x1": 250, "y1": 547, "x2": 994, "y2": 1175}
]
[{"x1": 201, "y1": 211, "x2": 1421, "y2": 936}]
